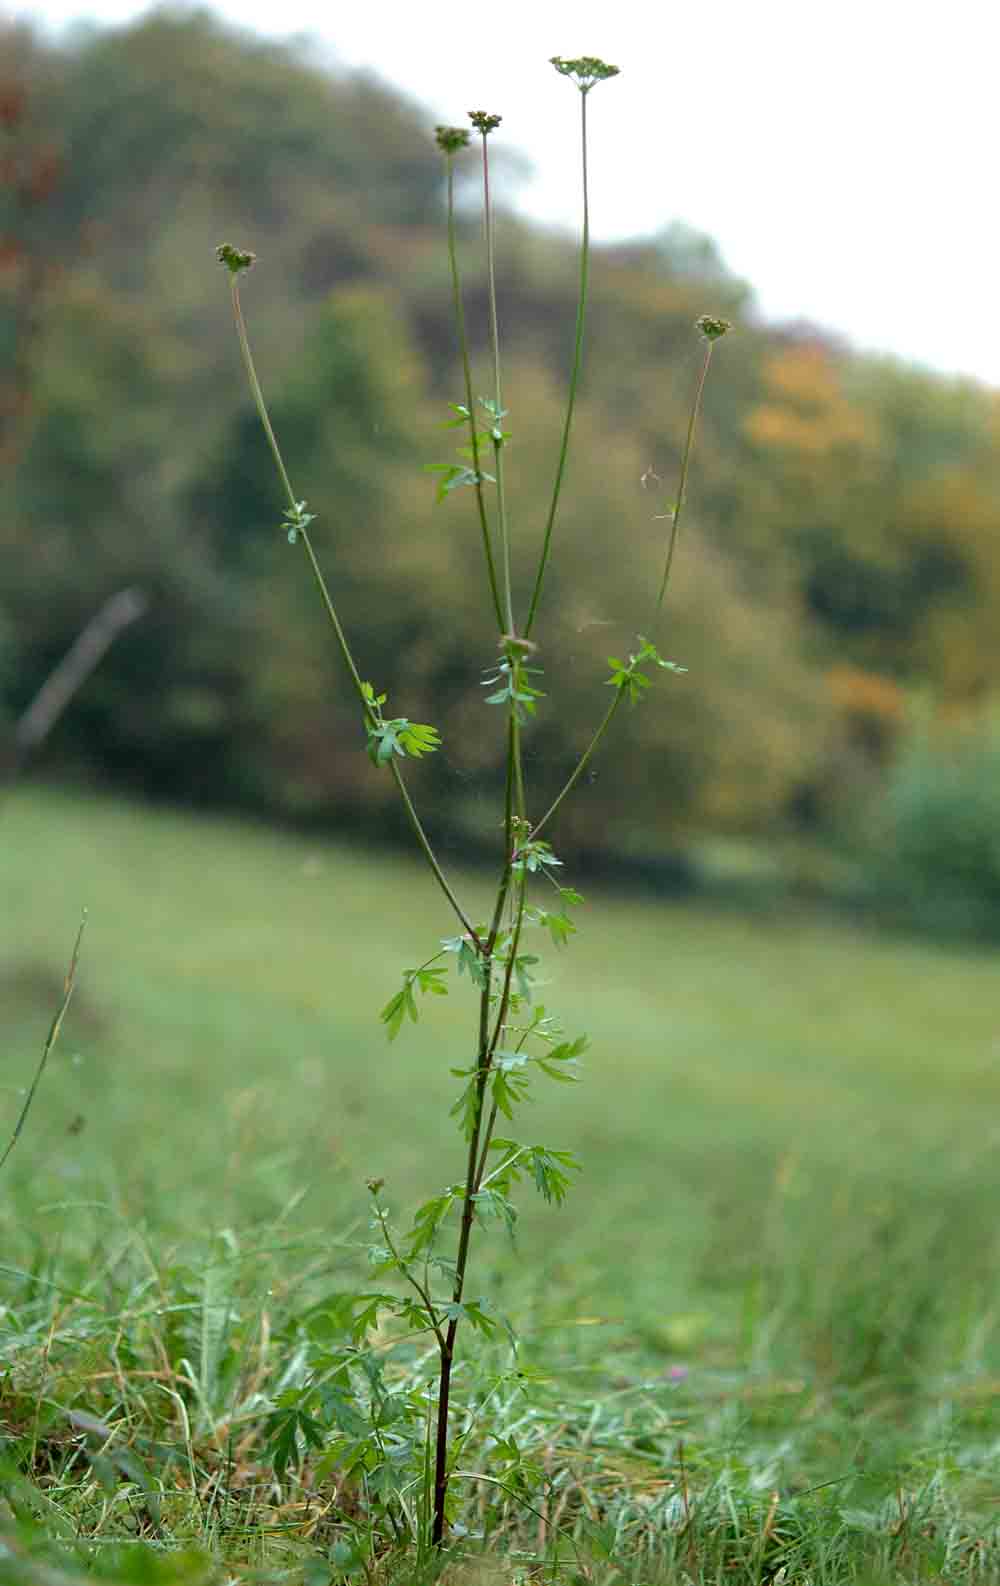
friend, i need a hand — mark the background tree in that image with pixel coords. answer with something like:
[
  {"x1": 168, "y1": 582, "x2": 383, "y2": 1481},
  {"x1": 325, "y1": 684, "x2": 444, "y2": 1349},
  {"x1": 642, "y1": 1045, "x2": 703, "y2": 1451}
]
[{"x1": 3, "y1": 10, "x2": 997, "y2": 868}]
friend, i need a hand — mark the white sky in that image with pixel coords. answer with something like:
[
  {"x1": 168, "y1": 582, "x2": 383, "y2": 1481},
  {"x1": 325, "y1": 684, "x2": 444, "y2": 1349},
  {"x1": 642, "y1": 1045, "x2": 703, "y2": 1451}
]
[{"x1": 20, "y1": 0, "x2": 1000, "y2": 389}]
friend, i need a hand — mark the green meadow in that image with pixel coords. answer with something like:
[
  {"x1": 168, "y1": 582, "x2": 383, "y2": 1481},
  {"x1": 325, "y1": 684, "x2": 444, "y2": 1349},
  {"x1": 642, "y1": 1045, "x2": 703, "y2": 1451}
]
[{"x1": 3, "y1": 784, "x2": 1000, "y2": 1583}]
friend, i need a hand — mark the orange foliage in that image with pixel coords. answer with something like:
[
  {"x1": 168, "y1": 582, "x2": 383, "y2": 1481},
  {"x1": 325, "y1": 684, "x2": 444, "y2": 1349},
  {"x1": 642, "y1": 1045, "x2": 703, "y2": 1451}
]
[
  {"x1": 826, "y1": 664, "x2": 905, "y2": 764},
  {"x1": 744, "y1": 346, "x2": 880, "y2": 462}
]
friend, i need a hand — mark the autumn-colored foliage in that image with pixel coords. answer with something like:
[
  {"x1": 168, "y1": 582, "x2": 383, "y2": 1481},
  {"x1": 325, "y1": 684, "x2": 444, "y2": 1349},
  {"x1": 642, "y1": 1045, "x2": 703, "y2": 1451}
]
[{"x1": 2, "y1": 12, "x2": 997, "y2": 863}]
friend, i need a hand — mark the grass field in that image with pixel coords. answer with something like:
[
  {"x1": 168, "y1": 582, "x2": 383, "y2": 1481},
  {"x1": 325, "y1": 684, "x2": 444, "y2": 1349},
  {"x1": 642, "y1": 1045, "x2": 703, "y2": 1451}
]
[{"x1": 2, "y1": 783, "x2": 1000, "y2": 1584}]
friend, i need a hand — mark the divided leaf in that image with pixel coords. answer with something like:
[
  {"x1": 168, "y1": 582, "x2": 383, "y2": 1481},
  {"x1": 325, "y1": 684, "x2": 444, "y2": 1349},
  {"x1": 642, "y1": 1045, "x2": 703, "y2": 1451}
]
[
  {"x1": 424, "y1": 461, "x2": 493, "y2": 503},
  {"x1": 471, "y1": 1186, "x2": 517, "y2": 1234},
  {"x1": 606, "y1": 638, "x2": 688, "y2": 704},
  {"x1": 441, "y1": 1298, "x2": 497, "y2": 1335},
  {"x1": 529, "y1": 1146, "x2": 581, "y2": 1206},
  {"x1": 481, "y1": 656, "x2": 545, "y2": 721},
  {"x1": 450, "y1": 1078, "x2": 481, "y2": 1140},
  {"x1": 367, "y1": 717, "x2": 442, "y2": 767},
  {"x1": 441, "y1": 934, "x2": 488, "y2": 988},
  {"x1": 380, "y1": 962, "x2": 448, "y2": 1041},
  {"x1": 363, "y1": 680, "x2": 441, "y2": 766},
  {"x1": 265, "y1": 1393, "x2": 326, "y2": 1479},
  {"x1": 407, "y1": 1192, "x2": 456, "y2": 1257}
]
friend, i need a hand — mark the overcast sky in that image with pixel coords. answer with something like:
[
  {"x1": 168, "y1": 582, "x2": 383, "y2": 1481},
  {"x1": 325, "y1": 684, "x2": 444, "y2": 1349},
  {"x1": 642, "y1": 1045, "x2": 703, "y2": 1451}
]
[{"x1": 20, "y1": 0, "x2": 1000, "y2": 389}]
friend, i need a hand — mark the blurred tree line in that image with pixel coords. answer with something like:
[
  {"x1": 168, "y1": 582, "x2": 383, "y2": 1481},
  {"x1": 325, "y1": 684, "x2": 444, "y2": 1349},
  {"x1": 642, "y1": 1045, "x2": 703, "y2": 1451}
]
[{"x1": 3, "y1": 11, "x2": 999, "y2": 879}]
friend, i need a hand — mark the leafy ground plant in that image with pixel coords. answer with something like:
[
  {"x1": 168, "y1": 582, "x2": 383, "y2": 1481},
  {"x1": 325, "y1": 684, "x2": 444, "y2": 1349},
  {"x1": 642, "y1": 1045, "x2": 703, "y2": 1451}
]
[{"x1": 217, "y1": 56, "x2": 729, "y2": 1559}]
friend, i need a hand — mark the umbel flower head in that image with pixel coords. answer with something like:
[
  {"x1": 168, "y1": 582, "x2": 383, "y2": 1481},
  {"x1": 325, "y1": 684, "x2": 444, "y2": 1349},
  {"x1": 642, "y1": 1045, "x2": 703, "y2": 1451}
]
[
  {"x1": 550, "y1": 56, "x2": 620, "y2": 93},
  {"x1": 435, "y1": 125, "x2": 470, "y2": 155},
  {"x1": 469, "y1": 110, "x2": 502, "y2": 136},
  {"x1": 216, "y1": 243, "x2": 255, "y2": 275},
  {"x1": 696, "y1": 314, "x2": 732, "y2": 342}
]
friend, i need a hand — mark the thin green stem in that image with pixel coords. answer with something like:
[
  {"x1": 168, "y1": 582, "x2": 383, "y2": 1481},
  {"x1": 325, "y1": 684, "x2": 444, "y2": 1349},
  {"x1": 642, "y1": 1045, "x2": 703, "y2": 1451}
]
[
  {"x1": 528, "y1": 330, "x2": 721, "y2": 847},
  {"x1": 510, "y1": 710, "x2": 527, "y2": 826},
  {"x1": 0, "y1": 914, "x2": 85, "y2": 1174},
  {"x1": 487, "y1": 708, "x2": 529, "y2": 1074},
  {"x1": 495, "y1": 714, "x2": 516, "y2": 938},
  {"x1": 478, "y1": 1144, "x2": 527, "y2": 1193},
  {"x1": 230, "y1": 279, "x2": 298, "y2": 515},
  {"x1": 524, "y1": 90, "x2": 590, "y2": 639},
  {"x1": 229, "y1": 279, "x2": 481, "y2": 950},
  {"x1": 528, "y1": 686, "x2": 623, "y2": 843},
  {"x1": 472, "y1": 934, "x2": 536, "y2": 1194},
  {"x1": 654, "y1": 340, "x2": 715, "y2": 622},
  {"x1": 479, "y1": 133, "x2": 514, "y2": 635},
  {"x1": 302, "y1": 525, "x2": 481, "y2": 947},
  {"x1": 449, "y1": 1062, "x2": 491, "y2": 1318},
  {"x1": 445, "y1": 158, "x2": 504, "y2": 633},
  {"x1": 486, "y1": 875, "x2": 526, "y2": 1063},
  {"x1": 233, "y1": 279, "x2": 367, "y2": 711},
  {"x1": 388, "y1": 762, "x2": 483, "y2": 949},
  {"x1": 297, "y1": 528, "x2": 369, "y2": 708},
  {"x1": 483, "y1": 712, "x2": 517, "y2": 963},
  {"x1": 371, "y1": 1199, "x2": 445, "y2": 1352},
  {"x1": 472, "y1": 705, "x2": 529, "y2": 1182}
]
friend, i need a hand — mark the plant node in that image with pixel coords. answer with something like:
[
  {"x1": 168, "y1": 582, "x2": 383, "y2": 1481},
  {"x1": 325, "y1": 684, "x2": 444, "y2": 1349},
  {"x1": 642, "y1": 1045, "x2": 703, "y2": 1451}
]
[{"x1": 500, "y1": 634, "x2": 538, "y2": 658}]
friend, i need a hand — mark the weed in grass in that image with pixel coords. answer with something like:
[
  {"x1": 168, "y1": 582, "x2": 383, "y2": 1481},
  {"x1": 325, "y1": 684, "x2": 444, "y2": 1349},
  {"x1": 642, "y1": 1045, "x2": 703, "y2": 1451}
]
[
  {"x1": 1, "y1": 917, "x2": 86, "y2": 1177},
  {"x1": 218, "y1": 55, "x2": 729, "y2": 1564}
]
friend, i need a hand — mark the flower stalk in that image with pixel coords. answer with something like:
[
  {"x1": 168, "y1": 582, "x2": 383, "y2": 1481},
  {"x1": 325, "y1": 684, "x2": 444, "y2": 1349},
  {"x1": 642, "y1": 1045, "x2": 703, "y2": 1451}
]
[
  {"x1": 436, "y1": 127, "x2": 505, "y2": 633},
  {"x1": 218, "y1": 245, "x2": 482, "y2": 950},
  {"x1": 524, "y1": 58, "x2": 619, "y2": 640},
  {"x1": 654, "y1": 314, "x2": 731, "y2": 620},
  {"x1": 470, "y1": 112, "x2": 514, "y2": 636}
]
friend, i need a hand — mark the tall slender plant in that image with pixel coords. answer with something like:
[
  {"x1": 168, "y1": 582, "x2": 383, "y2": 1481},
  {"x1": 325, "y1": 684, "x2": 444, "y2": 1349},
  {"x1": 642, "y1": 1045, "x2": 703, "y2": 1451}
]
[{"x1": 218, "y1": 54, "x2": 728, "y2": 1552}]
